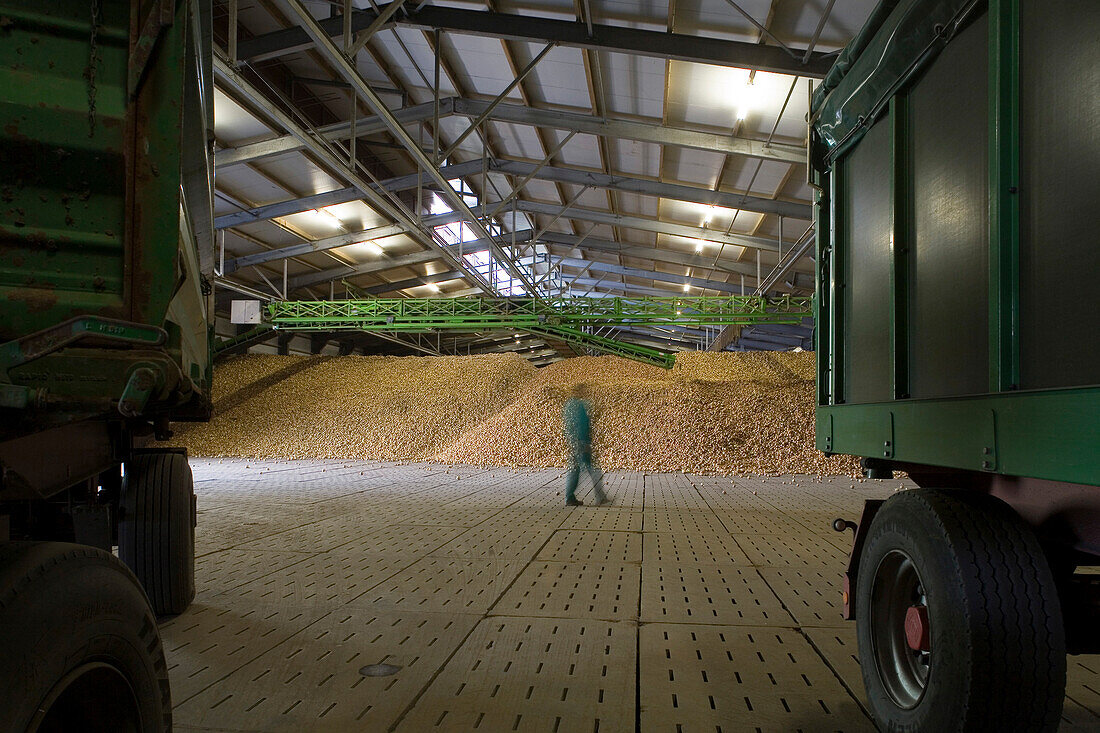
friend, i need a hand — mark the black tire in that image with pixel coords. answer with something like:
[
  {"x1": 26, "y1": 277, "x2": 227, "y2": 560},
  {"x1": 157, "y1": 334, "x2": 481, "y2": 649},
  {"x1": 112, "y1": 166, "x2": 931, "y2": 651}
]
[
  {"x1": 119, "y1": 451, "x2": 196, "y2": 616},
  {"x1": 856, "y1": 489, "x2": 1065, "y2": 732},
  {"x1": 0, "y1": 542, "x2": 171, "y2": 732}
]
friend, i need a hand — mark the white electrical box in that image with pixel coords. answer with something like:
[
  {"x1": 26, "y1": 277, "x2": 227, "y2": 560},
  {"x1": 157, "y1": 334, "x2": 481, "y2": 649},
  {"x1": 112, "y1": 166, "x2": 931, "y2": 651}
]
[{"x1": 231, "y1": 300, "x2": 263, "y2": 324}]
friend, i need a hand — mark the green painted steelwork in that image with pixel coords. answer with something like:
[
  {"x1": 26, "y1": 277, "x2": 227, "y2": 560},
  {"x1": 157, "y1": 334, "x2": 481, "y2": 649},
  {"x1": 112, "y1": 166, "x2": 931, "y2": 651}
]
[
  {"x1": 213, "y1": 325, "x2": 275, "y2": 359},
  {"x1": 263, "y1": 295, "x2": 810, "y2": 367},
  {"x1": 812, "y1": 0, "x2": 1099, "y2": 486},
  {"x1": 524, "y1": 325, "x2": 675, "y2": 368},
  {"x1": 266, "y1": 295, "x2": 811, "y2": 332},
  {"x1": 988, "y1": 0, "x2": 1020, "y2": 392},
  {"x1": 817, "y1": 389, "x2": 1100, "y2": 487}
]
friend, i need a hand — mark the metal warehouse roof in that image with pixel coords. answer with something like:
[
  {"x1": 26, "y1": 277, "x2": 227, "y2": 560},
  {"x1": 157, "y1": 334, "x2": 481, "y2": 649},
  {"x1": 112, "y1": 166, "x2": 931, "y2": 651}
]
[{"x1": 211, "y1": 0, "x2": 877, "y2": 360}]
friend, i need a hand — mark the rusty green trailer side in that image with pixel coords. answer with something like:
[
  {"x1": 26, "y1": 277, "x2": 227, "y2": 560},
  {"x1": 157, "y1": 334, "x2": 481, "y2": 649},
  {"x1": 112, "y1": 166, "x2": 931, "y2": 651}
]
[{"x1": 0, "y1": 0, "x2": 213, "y2": 461}]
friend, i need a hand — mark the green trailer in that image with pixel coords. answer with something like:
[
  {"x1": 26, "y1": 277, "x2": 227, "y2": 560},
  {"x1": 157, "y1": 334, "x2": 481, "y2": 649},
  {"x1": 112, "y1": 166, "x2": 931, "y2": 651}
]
[
  {"x1": 811, "y1": 0, "x2": 1099, "y2": 729},
  {"x1": 0, "y1": 1, "x2": 212, "y2": 729}
]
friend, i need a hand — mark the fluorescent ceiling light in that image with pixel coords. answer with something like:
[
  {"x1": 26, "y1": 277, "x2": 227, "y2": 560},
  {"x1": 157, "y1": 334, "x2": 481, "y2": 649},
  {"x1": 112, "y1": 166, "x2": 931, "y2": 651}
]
[{"x1": 310, "y1": 208, "x2": 343, "y2": 228}]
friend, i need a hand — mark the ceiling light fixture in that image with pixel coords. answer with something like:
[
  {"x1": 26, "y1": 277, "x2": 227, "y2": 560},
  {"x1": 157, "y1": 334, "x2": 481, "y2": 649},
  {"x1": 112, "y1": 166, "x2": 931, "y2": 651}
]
[
  {"x1": 310, "y1": 208, "x2": 343, "y2": 228},
  {"x1": 735, "y1": 78, "x2": 755, "y2": 122}
]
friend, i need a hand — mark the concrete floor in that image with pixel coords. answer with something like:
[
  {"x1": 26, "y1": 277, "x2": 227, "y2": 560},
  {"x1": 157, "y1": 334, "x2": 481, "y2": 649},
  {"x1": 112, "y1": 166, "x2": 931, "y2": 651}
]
[{"x1": 164, "y1": 459, "x2": 1100, "y2": 732}]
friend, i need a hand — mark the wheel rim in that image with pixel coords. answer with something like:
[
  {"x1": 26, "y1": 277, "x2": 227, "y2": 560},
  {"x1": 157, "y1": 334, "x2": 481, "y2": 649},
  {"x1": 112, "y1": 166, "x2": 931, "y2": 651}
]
[
  {"x1": 869, "y1": 549, "x2": 932, "y2": 710},
  {"x1": 31, "y1": 661, "x2": 142, "y2": 733}
]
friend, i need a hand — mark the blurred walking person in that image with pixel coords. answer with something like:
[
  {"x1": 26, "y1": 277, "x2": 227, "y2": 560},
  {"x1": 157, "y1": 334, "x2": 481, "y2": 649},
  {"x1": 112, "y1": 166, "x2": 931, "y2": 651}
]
[{"x1": 563, "y1": 384, "x2": 609, "y2": 507}]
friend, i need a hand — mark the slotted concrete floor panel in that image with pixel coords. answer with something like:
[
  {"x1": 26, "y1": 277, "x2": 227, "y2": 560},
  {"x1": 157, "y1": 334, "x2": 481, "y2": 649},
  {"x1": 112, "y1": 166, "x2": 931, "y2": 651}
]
[
  {"x1": 734, "y1": 532, "x2": 850, "y2": 569},
  {"x1": 639, "y1": 624, "x2": 875, "y2": 732},
  {"x1": 394, "y1": 617, "x2": 636, "y2": 733},
  {"x1": 759, "y1": 567, "x2": 848, "y2": 627},
  {"x1": 641, "y1": 564, "x2": 795, "y2": 626},
  {"x1": 801, "y1": 626, "x2": 866, "y2": 705},
  {"x1": 359, "y1": 556, "x2": 529, "y2": 613},
  {"x1": 429, "y1": 526, "x2": 554, "y2": 561},
  {"x1": 212, "y1": 552, "x2": 417, "y2": 608},
  {"x1": 492, "y1": 561, "x2": 642, "y2": 620},
  {"x1": 175, "y1": 609, "x2": 480, "y2": 731},
  {"x1": 170, "y1": 459, "x2": 1100, "y2": 732},
  {"x1": 643, "y1": 531, "x2": 751, "y2": 565},
  {"x1": 230, "y1": 513, "x2": 401, "y2": 554},
  {"x1": 160, "y1": 597, "x2": 331, "y2": 703},
  {"x1": 193, "y1": 549, "x2": 313, "y2": 592},
  {"x1": 643, "y1": 509, "x2": 731, "y2": 535},
  {"x1": 537, "y1": 529, "x2": 642, "y2": 563},
  {"x1": 559, "y1": 507, "x2": 643, "y2": 532}
]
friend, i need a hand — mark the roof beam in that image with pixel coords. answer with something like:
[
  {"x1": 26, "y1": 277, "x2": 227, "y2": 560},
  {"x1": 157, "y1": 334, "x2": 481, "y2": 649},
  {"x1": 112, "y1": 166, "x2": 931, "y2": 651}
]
[
  {"x1": 513, "y1": 200, "x2": 780, "y2": 252},
  {"x1": 267, "y1": 224, "x2": 798, "y2": 293},
  {"x1": 237, "y1": 3, "x2": 833, "y2": 76},
  {"x1": 538, "y1": 231, "x2": 768, "y2": 277},
  {"x1": 285, "y1": 231, "x2": 511, "y2": 291},
  {"x1": 214, "y1": 156, "x2": 809, "y2": 231},
  {"x1": 223, "y1": 207, "x2": 490, "y2": 273},
  {"x1": 213, "y1": 98, "x2": 445, "y2": 168},
  {"x1": 214, "y1": 158, "x2": 484, "y2": 231},
  {"x1": 214, "y1": 96, "x2": 805, "y2": 170},
  {"x1": 363, "y1": 270, "x2": 464, "y2": 296},
  {"x1": 491, "y1": 160, "x2": 811, "y2": 219},
  {"x1": 454, "y1": 99, "x2": 806, "y2": 165},
  {"x1": 563, "y1": 277, "x2": 690, "y2": 298},
  {"x1": 555, "y1": 257, "x2": 748, "y2": 294}
]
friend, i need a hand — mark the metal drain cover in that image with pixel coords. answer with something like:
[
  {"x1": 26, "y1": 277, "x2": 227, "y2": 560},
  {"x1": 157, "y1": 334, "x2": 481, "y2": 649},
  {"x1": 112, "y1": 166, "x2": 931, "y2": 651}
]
[{"x1": 359, "y1": 663, "x2": 401, "y2": 677}]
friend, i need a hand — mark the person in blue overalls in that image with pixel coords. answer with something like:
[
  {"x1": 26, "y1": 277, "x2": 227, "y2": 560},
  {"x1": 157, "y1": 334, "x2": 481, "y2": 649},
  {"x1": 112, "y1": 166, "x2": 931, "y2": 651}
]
[{"x1": 563, "y1": 384, "x2": 609, "y2": 507}]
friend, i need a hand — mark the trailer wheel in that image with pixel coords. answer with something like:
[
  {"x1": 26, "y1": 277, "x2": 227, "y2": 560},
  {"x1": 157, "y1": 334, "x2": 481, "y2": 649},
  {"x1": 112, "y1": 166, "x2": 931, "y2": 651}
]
[
  {"x1": 120, "y1": 451, "x2": 196, "y2": 616},
  {"x1": 0, "y1": 542, "x2": 171, "y2": 732},
  {"x1": 856, "y1": 489, "x2": 1065, "y2": 732}
]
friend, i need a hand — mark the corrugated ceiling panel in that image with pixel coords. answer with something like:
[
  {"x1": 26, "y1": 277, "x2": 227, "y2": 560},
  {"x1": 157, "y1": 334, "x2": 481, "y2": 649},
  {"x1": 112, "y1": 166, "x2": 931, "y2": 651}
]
[
  {"x1": 554, "y1": 132, "x2": 603, "y2": 168},
  {"x1": 575, "y1": 186, "x2": 609, "y2": 209},
  {"x1": 609, "y1": 138, "x2": 660, "y2": 178},
  {"x1": 592, "y1": 0, "x2": 668, "y2": 30},
  {"x1": 667, "y1": 147, "x2": 726, "y2": 186},
  {"x1": 660, "y1": 198, "x2": 713, "y2": 227},
  {"x1": 214, "y1": 88, "x2": 274, "y2": 145},
  {"x1": 445, "y1": 34, "x2": 526, "y2": 100},
  {"x1": 719, "y1": 157, "x2": 789, "y2": 195},
  {"x1": 665, "y1": 62, "x2": 753, "y2": 130},
  {"x1": 216, "y1": 165, "x2": 297, "y2": 207},
  {"x1": 491, "y1": 121, "x2": 549, "y2": 160},
  {"x1": 516, "y1": 44, "x2": 591, "y2": 109},
  {"x1": 373, "y1": 28, "x2": 460, "y2": 97},
  {"x1": 614, "y1": 192, "x2": 658, "y2": 218},
  {"x1": 779, "y1": 178, "x2": 816, "y2": 221},
  {"x1": 256, "y1": 156, "x2": 343, "y2": 198},
  {"x1": 671, "y1": 0, "x2": 767, "y2": 43},
  {"x1": 602, "y1": 52, "x2": 666, "y2": 119},
  {"x1": 772, "y1": 0, "x2": 880, "y2": 51},
  {"x1": 492, "y1": 0, "x2": 577, "y2": 22}
]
